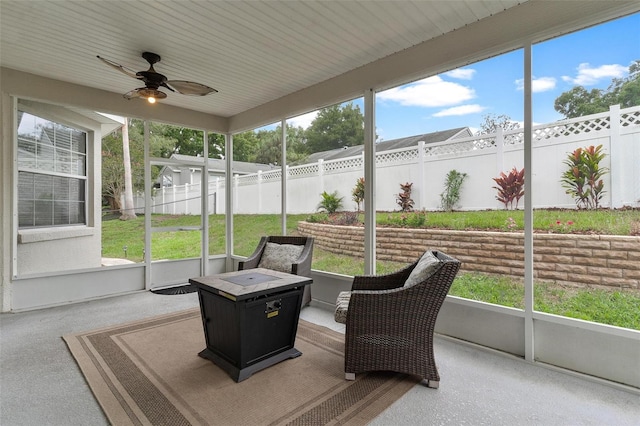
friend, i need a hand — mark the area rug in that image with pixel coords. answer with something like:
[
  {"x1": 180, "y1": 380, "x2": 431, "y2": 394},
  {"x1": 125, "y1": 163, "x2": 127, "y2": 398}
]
[{"x1": 63, "y1": 309, "x2": 419, "y2": 426}]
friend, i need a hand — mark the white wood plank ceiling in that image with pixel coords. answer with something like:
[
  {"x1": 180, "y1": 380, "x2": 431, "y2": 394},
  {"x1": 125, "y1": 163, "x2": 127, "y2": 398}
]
[{"x1": 1, "y1": 1, "x2": 638, "y2": 132}]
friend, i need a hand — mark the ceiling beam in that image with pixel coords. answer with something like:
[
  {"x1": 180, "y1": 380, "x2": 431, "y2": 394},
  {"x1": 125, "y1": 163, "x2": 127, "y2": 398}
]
[{"x1": 1, "y1": 67, "x2": 229, "y2": 133}]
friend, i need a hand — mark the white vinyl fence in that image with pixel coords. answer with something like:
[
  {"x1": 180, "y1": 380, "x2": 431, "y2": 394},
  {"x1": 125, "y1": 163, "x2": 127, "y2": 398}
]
[{"x1": 135, "y1": 105, "x2": 640, "y2": 215}]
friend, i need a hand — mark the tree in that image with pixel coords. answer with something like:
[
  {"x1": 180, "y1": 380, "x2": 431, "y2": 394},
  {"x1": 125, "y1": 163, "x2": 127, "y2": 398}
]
[
  {"x1": 476, "y1": 113, "x2": 520, "y2": 135},
  {"x1": 232, "y1": 131, "x2": 260, "y2": 162},
  {"x1": 119, "y1": 118, "x2": 136, "y2": 220},
  {"x1": 554, "y1": 60, "x2": 640, "y2": 119},
  {"x1": 163, "y1": 126, "x2": 225, "y2": 158},
  {"x1": 233, "y1": 124, "x2": 308, "y2": 165},
  {"x1": 253, "y1": 132, "x2": 282, "y2": 165},
  {"x1": 305, "y1": 103, "x2": 364, "y2": 153},
  {"x1": 101, "y1": 119, "x2": 175, "y2": 214}
]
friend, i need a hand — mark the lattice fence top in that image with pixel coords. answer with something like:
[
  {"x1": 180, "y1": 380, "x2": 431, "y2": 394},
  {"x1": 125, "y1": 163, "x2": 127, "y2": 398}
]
[
  {"x1": 163, "y1": 105, "x2": 639, "y2": 191},
  {"x1": 324, "y1": 157, "x2": 363, "y2": 173},
  {"x1": 621, "y1": 108, "x2": 640, "y2": 127},
  {"x1": 289, "y1": 163, "x2": 319, "y2": 178},
  {"x1": 377, "y1": 148, "x2": 419, "y2": 165}
]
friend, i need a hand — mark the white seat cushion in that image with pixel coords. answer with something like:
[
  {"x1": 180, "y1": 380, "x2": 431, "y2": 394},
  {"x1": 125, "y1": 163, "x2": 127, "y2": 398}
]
[
  {"x1": 403, "y1": 250, "x2": 442, "y2": 287},
  {"x1": 334, "y1": 291, "x2": 351, "y2": 324},
  {"x1": 258, "y1": 242, "x2": 305, "y2": 273}
]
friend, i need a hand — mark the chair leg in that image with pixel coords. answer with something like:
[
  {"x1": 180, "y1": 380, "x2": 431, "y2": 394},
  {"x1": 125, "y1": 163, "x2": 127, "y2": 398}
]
[
  {"x1": 345, "y1": 372, "x2": 356, "y2": 381},
  {"x1": 425, "y1": 380, "x2": 439, "y2": 389}
]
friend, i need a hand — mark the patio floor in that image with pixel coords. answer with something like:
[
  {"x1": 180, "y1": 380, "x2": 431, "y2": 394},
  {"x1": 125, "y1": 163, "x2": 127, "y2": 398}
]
[{"x1": 1, "y1": 290, "x2": 638, "y2": 425}]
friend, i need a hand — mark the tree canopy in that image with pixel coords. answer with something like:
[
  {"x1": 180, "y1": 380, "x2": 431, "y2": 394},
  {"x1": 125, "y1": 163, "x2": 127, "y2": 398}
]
[
  {"x1": 476, "y1": 113, "x2": 520, "y2": 135},
  {"x1": 304, "y1": 103, "x2": 365, "y2": 153},
  {"x1": 554, "y1": 60, "x2": 640, "y2": 119}
]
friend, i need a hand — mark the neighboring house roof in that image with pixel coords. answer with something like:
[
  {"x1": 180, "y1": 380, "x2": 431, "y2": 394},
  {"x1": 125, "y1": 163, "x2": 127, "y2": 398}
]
[{"x1": 305, "y1": 127, "x2": 472, "y2": 163}]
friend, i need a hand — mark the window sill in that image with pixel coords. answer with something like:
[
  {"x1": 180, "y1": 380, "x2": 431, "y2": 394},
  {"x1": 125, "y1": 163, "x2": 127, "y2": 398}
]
[{"x1": 18, "y1": 226, "x2": 95, "y2": 244}]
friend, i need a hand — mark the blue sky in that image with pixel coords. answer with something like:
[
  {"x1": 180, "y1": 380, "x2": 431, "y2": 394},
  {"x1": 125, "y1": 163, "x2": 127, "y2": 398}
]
[{"x1": 287, "y1": 12, "x2": 639, "y2": 142}]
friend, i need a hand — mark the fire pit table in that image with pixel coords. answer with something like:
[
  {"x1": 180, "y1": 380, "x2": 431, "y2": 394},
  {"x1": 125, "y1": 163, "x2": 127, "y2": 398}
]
[{"x1": 189, "y1": 268, "x2": 312, "y2": 382}]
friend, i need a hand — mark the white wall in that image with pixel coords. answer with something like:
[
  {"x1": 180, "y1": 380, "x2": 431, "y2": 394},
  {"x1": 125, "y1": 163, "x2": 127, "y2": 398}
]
[{"x1": 142, "y1": 106, "x2": 640, "y2": 215}]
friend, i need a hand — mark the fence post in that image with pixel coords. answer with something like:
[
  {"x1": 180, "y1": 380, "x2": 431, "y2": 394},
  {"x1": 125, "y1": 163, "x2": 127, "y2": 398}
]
[
  {"x1": 495, "y1": 127, "x2": 505, "y2": 210},
  {"x1": 608, "y1": 104, "x2": 622, "y2": 208},
  {"x1": 184, "y1": 183, "x2": 190, "y2": 215},
  {"x1": 496, "y1": 127, "x2": 504, "y2": 175},
  {"x1": 257, "y1": 170, "x2": 262, "y2": 214},
  {"x1": 318, "y1": 159, "x2": 324, "y2": 195},
  {"x1": 172, "y1": 185, "x2": 176, "y2": 214},
  {"x1": 418, "y1": 140, "x2": 425, "y2": 210}
]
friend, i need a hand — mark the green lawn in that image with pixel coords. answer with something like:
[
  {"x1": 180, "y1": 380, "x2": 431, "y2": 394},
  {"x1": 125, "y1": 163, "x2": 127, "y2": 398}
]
[{"x1": 102, "y1": 210, "x2": 640, "y2": 330}]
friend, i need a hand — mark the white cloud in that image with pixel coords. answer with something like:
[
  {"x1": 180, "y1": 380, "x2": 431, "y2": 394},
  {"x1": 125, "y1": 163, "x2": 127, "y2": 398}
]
[
  {"x1": 378, "y1": 76, "x2": 476, "y2": 107},
  {"x1": 445, "y1": 68, "x2": 476, "y2": 80},
  {"x1": 287, "y1": 111, "x2": 318, "y2": 128},
  {"x1": 561, "y1": 63, "x2": 627, "y2": 86},
  {"x1": 432, "y1": 104, "x2": 485, "y2": 117},
  {"x1": 516, "y1": 76, "x2": 557, "y2": 93}
]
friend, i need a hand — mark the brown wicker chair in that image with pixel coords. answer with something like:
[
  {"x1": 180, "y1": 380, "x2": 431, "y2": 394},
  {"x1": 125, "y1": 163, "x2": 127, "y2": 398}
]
[
  {"x1": 335, "y1": 250, "x2": 460, "y2": 388},
  {"x1": 238, "y1": 236, "x2": 314, "y2": 306}
]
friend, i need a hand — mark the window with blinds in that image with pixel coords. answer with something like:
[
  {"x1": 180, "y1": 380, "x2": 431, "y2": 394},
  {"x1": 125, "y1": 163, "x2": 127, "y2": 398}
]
[{"x1": 17, "y1": 111, "x2": 87, "y2": 228}]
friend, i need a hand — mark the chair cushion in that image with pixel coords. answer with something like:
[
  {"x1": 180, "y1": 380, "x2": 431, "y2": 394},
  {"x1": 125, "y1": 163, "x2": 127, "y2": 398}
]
[
  {"x1": 334, "y1": 291, "x2": 351, "y2": 324},
  {"x1": 404, "y1": 250, "x2": 442, "y2": 287},
  {"x1": 258, "y1": 242, "x2": 305, "y2": 273}
]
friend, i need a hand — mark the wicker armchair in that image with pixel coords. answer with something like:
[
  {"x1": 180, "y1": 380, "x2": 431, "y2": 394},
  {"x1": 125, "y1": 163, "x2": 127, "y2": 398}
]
[
  {"x1": 335, "y1": 251, "x2": 460, "y2": 388},
  {"x1": 238, "y1": 236, "x2": 314, "y2": 306}
]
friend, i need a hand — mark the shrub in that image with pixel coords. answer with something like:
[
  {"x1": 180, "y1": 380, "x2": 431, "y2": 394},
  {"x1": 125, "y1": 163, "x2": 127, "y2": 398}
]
[
  {"x1": 317, "y1": 191, "x2": 343, "y2": 213},
  {"x1": 493, "y1": 167, "x2": 525, "y2": 210},
  {"x1": 396, "y1": 182, "x2": 414, "y2": 212},
  {"x1": 560, "y1": 144, "x2": 609, "y2": 209},
  {"x1": 352, "y1": 177, "x2": 365, "y2": 212},
  {"x1": 331, "y1": 211, "x2": 360, "y2": 225},
  {"x1": 440, "y1": 169, "x2": 468, "y2": 211},
  {"x1": 306, "y1": 213, "x2": 329, "y2": 223}
]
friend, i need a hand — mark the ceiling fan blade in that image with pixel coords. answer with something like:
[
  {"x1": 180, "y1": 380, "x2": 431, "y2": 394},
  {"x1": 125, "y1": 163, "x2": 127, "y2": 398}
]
[
  {"x1": 97, "y1": 55, "x2": 142, "y2": 80},
  {"x1": 166, "y1": 80, "x2": 218, "y2": 96}
]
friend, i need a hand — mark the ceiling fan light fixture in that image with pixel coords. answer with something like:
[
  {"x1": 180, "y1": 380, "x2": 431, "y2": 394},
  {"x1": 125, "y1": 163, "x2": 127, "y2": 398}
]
[{"x1": 138, "y1": 88, "x2": 167, "y2": 103}]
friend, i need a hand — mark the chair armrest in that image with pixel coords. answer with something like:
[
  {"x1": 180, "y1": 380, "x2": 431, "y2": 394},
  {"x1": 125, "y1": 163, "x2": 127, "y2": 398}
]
[
  {"x1": 238, "y1": 236, "x2": 268, "y2": 270},
  {"x1": 291, "y1": 238, "x2": 314, "y2": 277}
]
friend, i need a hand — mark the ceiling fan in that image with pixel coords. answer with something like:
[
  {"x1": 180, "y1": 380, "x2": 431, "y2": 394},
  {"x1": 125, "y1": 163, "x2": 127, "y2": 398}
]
[{"x1": 97, "y1": 51, "x2": 218, "y2": 103}]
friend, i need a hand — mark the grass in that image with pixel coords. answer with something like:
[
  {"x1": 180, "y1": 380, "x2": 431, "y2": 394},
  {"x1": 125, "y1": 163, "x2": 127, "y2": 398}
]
[
  {"x1": 451, "y1": 273, "x2": 640, "y2": 330},
  {"x1": 102, "y1": 210, "x2": 640, "y2": 330},
  {"x1": 377, "y1": 208, "x2": 639, "y2": 235}
]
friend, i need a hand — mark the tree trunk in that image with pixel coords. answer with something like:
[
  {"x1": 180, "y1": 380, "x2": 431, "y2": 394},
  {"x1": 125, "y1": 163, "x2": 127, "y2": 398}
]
[{"x1": 120, "y1": 117, "x2": 137, "y2": 220}]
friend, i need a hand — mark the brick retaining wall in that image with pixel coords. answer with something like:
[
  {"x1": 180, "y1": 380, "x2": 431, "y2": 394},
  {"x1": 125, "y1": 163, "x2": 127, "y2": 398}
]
[{"x1": 297, "y1": 222, "x2": 640, "y2": 290}]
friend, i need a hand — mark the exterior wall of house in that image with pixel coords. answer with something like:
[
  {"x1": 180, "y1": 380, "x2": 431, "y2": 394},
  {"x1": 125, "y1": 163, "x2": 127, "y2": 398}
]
[{"x1": 1, "y1": 95, "x2": 105, "y2": 280}]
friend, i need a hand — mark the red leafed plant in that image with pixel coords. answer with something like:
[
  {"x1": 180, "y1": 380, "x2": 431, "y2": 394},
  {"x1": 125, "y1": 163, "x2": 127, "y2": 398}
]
[{"x1": 492, "y1": 167, "x2": 525, "y2": 210}]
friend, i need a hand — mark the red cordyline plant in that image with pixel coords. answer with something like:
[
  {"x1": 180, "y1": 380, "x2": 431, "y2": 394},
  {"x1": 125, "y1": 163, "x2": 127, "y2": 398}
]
[
  {"x1": 396, "y1": 182, "x2": 415, "y2": 212},
  {"x1": 492, "y1": 167, "x2": 525, "y2": 210},
  {"x1": 560, "y1": 144, "x2": 608, "y2": 209}
]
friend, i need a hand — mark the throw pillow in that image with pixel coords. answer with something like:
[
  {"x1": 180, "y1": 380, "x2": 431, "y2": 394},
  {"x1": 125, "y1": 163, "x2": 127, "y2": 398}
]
[
  {"x1": 403, "y1": 250, "x2": 442, "y2": 287},
  {"x1": 258, "y1": 242, "x2": 305, "y2": 273}
]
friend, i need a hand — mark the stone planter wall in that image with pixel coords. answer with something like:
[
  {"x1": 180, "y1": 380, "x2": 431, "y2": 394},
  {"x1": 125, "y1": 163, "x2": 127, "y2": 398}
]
[{"x1": 298, "y1": 222, "x2": 640, "y2": 290}]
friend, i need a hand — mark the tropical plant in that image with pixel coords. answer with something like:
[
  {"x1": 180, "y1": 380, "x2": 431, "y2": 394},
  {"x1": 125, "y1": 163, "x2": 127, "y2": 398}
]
[
  {"x1": 317, "y1": 191, "x2": 343, "y2": 213},
  {"x1": 560, "y1": 144, "x2": 609, "y2": 209},
  {"x1": 396, "y1": 182, "x2": 414, "y2": 212},
  {"x1": 492, "y1": 167, "x2": 525, "y2": 210},
  {"x1": 352, "y1": 177, "x2": 365, "y2": 212},
  {"x1": 440, "y1": 169, "x2": 468, "y2": 211}
]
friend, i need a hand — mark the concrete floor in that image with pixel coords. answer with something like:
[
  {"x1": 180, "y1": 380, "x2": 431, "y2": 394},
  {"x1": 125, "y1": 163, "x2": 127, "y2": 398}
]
[{"x1": 1, "y1": 291, "x2": 639, "y2": 426}]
